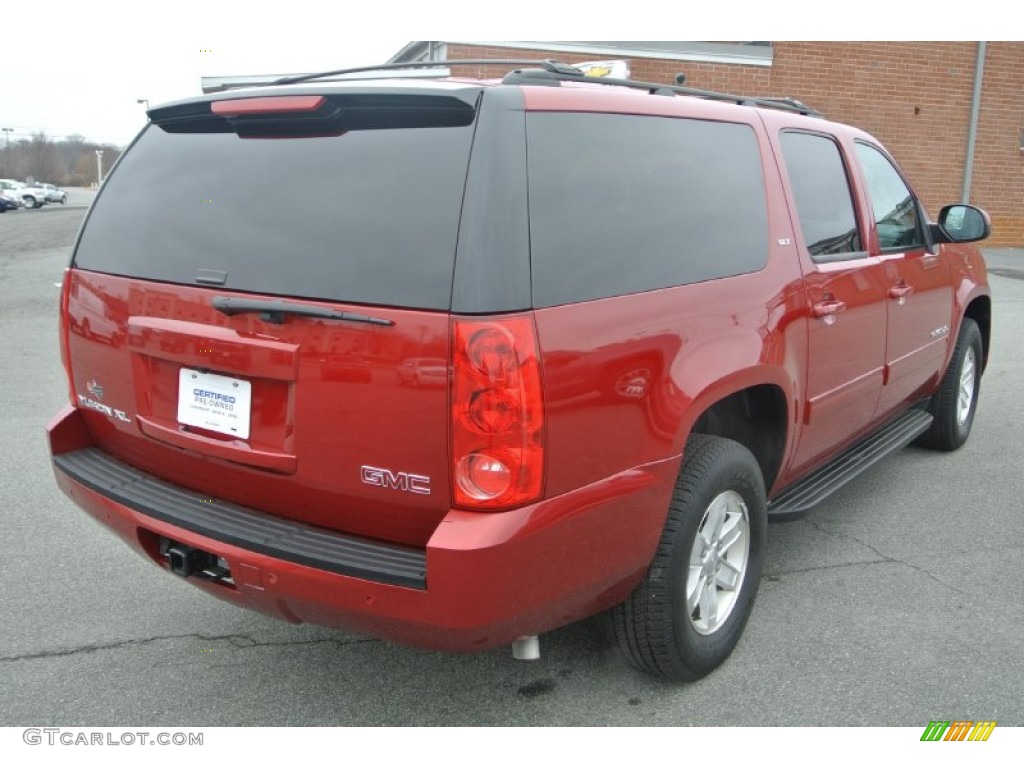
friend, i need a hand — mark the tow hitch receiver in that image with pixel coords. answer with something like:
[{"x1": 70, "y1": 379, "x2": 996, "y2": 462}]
[{"x1": 159, "y1": 538, "x2": 231, "y2": 582}]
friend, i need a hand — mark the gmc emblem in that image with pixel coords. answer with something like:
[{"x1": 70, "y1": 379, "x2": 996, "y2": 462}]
[{"x1": 360, "y1": 465, "x2": 431, "y2": 495}]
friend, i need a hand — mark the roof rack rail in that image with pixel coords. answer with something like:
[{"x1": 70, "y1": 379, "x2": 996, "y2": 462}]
[
  {"x1": 273, "y1": 59, "x2": 583, "y2": 86},
  {"x1": 501, "y1": 67, "x2": 822, "y2": 116},
  {"x1": 754, "y1": 97, "x2": 819, "y2": 114},
  {"x1": 267, "y1": 59, "x2": 820, "y2": 117}
]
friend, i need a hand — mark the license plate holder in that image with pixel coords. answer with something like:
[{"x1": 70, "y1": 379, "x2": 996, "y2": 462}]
[{"x1": 177, "y1": 368, "x2": 252, "y2": 439}]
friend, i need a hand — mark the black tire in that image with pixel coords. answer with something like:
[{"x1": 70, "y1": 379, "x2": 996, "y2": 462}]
[
  {"x1": 611, "y1": 434, "x2": 767, "y2": 681},
  {"x1": 916, "y1": 318, "x2": 983, "y2": 451},
  {"x1": 24, "y1": 196, "x2": 37, "y2": 209}
]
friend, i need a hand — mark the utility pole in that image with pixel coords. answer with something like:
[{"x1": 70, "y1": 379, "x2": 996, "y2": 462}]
[
  {"x1": 2, "y1": 128, "x2": 11, "y2": 175},
  {"x1": 95, "y1": 149, "x2": 104, "y2": 187}
]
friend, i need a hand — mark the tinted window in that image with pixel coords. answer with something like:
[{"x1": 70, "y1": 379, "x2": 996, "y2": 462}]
[
  {"x1": 527, "y1": 113, "x2": 768, "y2": 307},
  {"x1": 855, "y1": 142, "x2": 924, "y2": 250},
  {"x1": 780, "y1": 132, "x2": 862, "y2": 259},
  {"x1": 74, "y1": 119, "x2": 476, "y2": 310}
]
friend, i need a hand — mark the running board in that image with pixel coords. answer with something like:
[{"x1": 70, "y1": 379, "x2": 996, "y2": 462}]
[{"x1": 768, "y1": 409, "x2": 933, "y2": 521}]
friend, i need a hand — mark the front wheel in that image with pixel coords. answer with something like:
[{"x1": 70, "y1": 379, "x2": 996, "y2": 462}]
[
  {"x1": 917, "y1": 318, "x2": 983, "y2": 451},
  {"x1": 24, "y1": 196, "x2": 38, "y2": 209},
  {"x1": 611, "y1": 434, "x2": 767, "y2": 681}
]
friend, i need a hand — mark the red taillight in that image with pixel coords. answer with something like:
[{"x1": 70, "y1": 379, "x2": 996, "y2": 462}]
[
  {"x1": 59, "y1": 268, "x2": 75, "y2": 405},
  {"x1": 452, "y1": 316, "x2": 544, "y2": 510}
]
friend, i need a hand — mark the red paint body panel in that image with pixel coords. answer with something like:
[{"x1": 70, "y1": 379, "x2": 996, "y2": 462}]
[
  {"x1": 536, "y1": 267, "x2": 806, "y2": 498},
  {"x1": 50, "y1": 405, "x2": 677, "y2": 651},
  {"x1": 756, "y1": 108, "x2": 989, "y2": 484},
  {"x1": 944, "y1": 242, "x2": 991, "y2": 368},
  {"x1": 64, "y1": 270, "x2": 452, "y2": 547},
  {"x1": 877, "y1": 251, "x2": 953, "y2": 418},
  {"x1": 792, "y1": 256, "x2": 888, "y2": 472}
]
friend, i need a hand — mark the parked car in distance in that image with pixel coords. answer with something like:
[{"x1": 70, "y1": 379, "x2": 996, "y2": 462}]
[
  {"x1": 66, "y1": 274, "x2": 124, "y2": 345},
  {"x1": 321, "y1": 352, "x2": 373, "y2": 382},
  {"x1": 18, "y1": 179, "x2": 49, "y2": 208},
  {"x1": 0, "y1": 179, "x2": 45, "y2": 208},
  {"x1": 0, "y1": 179, "x2": 49, "y2": 208},
  {"x1": 40, "y1": 183, "x2": 68, "y2": 204},
  {"x1": 397, "y1": 357, "x2": 448, "y2": 388},
  {"x1": 0, "y1": 193, "x2": 19, "y2": 212},
  {"x1": 47, "y1": 60, "x2": 992, "y2": 682}
]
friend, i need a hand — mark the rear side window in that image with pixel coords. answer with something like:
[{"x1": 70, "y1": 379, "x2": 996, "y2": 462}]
[
  {"x1": 74, "y1": 112, "x2": 476, "y2": 310},
  {"x1": 526, "y1": 113, "x2": 768, "y2": 307},
  {"x1": 780, "y1": 131, "x2": 862, "y2": 259}
]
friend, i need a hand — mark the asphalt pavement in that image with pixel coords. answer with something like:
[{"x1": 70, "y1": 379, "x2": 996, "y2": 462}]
[{"x1": 1, "y1": 205, "x2": 1021, "y2": 726}]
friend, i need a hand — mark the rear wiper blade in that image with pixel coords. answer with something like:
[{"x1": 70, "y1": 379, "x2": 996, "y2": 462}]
[{"x1": 212, "y1": 296, "x2": 393, "y2": 326}]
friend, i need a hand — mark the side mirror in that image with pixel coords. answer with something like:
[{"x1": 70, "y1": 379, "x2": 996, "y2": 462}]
[{"x1": 932, "y1": 204, "x2": 991, "y2": 244}]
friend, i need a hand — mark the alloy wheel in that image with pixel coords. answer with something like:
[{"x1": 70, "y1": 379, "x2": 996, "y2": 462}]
[{"x1": 686, "y1": 490, "x2": 750, "y2": 635}]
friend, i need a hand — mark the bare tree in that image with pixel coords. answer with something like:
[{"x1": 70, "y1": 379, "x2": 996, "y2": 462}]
[
  {"x1": 27, "y1": 132, "x2": 61, "y2": 182},
  {"x1": 5, "y1": 133, "x2": 124, "y2": 186}
]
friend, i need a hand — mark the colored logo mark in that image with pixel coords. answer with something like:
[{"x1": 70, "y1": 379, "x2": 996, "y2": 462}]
[{"x1": 920, "y1": 720, "x2": 996, "y2": 741}]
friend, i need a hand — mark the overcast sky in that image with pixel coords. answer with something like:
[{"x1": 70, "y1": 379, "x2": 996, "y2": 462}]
[
  {"x1": 2, "y1": 2, "x2": 998, "y2": 148},
  {"x1": 4, "y1": 3, "x2": 415, "y2": 145}
]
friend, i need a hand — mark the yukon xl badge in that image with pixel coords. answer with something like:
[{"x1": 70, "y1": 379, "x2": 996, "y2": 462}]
[
  {"x1": 77, "y1": 393, "x2": 131, "y2": 423},
  {"x1": 360, "y1": 465, "x2": 431, "y2": 495}
]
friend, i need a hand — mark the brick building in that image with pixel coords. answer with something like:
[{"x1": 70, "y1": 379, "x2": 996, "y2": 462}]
[{"x1": 391, "y1": 41, "x2": 1024, "y2": 246}]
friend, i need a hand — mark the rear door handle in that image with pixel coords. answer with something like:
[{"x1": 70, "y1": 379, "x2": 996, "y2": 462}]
[
  {"x1": 812, "y1": 299, "x2": 847, "y2": 317},
  {"x1": 889, "y1": 284, "x2": 914, "y2": 299}
]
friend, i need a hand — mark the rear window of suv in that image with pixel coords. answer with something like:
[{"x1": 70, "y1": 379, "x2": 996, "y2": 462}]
[
  {"x1": 526, "y1": 113, "x2": 769, "y2": 307},
  {"x1": 73, "y1": 115, "x2": 476, "y2": 311}
]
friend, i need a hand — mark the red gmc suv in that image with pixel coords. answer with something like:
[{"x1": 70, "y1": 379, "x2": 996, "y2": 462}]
[{"x1": 47, "y1": 60, "x2": 992, "y2": 681}]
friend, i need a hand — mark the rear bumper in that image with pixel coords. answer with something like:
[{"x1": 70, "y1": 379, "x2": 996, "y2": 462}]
[{"x1": 48, "y1": 405, "x2": 679, "y2": 652}]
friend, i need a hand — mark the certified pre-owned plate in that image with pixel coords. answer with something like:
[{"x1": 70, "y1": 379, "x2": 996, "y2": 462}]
[{"x1": 177, "y1": 368, "x2": 252, "y2": 439}]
